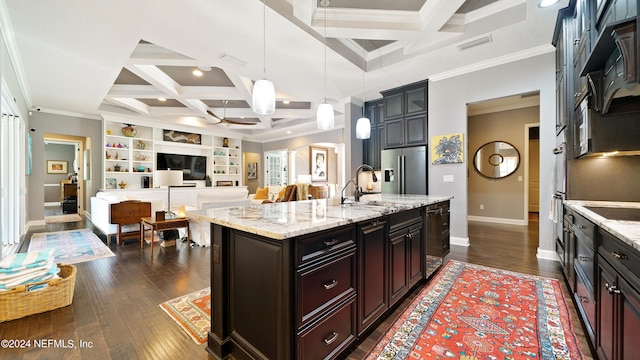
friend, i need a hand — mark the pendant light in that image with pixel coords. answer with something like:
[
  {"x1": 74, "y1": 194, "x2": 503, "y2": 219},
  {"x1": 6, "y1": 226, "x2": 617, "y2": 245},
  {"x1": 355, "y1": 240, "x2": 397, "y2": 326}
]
[
  {"x1": 355, "y1": 40, "x2": 371, "y2": 139},
  {"x1": 317, "y1": 2, "x2": 334, "y2": 130},
  {"x1": 252, "y1": 0, "x2": 276, "y2": 115}
]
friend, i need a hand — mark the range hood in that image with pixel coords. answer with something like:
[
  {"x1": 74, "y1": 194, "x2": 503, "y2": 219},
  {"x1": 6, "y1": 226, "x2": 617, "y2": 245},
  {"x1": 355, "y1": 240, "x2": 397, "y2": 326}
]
[{"x1": 581, "y1": 20, "x2": 639, "y2": 114}]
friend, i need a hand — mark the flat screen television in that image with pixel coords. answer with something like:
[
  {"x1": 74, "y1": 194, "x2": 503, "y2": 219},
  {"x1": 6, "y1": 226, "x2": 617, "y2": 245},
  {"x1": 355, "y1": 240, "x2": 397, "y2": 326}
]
[{"x1": 156, "y1": 152, "x2": 207, "y2": 180}]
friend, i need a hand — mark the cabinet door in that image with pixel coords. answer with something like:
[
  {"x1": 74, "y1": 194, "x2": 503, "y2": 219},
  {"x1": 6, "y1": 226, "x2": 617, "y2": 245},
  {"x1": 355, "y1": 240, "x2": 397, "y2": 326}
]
[
  {"x1": 388, "y1": 229, "x2": 408, "y2": 306},
  {"x1": 384, "y1": 92, "x2": 403, "y2": 118},
  {"x1": 597, "y1": 257, "x2": 617, "y2": 360},
  {"x1": 405, "y1": 87, "x2": 426, "y2": 115},
  {"x1": 384, "y1": 118, "x2": 404, "y2": 149},
  {"x1": 620, "y1": 275, "x2": 640, "y2": 360},
  {"x1": 404, "y1": 113, "x2": 427, "y2": 146},
  {"x1": 357, "y1": 219, "x2": 387, "y2": 334},
  {"x1": 407, "y1": 224, "x2": 423, "y2": 287}
]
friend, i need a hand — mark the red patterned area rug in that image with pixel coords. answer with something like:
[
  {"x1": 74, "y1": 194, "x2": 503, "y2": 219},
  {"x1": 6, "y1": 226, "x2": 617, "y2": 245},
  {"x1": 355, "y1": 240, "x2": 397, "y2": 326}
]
[
  {"x1": 366, "y1": 260, "x2": 585, "y2": 360},
  {"x1": 160, "y1": 288, "x2": 210, "y2": 344}
]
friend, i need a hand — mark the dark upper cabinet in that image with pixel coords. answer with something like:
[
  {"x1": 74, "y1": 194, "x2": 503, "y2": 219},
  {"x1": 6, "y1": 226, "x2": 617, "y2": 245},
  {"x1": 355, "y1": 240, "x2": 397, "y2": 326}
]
[
  {"x1": 554, "y1": 7, "x2": 574, "y2": 134},
  {"x1": 363, "y1": 99, "x2": 384, "y2": 169},
  {"x1": 381, "y1": 80, "x2": 428, "y2": 149},
  {"x1": 573, "y1": 0, "x2": 592, "y2": 109}
]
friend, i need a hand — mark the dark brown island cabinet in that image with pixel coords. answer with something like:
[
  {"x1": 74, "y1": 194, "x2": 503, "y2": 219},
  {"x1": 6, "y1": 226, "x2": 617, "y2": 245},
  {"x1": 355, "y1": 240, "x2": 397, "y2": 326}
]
[{"x1": 205, "y1": 200, "x2": 450, "y2": 360}]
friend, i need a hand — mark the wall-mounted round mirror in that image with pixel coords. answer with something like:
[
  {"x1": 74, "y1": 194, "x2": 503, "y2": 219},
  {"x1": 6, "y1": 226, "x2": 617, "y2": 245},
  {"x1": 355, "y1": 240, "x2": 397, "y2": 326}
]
[{"x1": 473, "y1": 141, "x2": 520, "y2": 179}]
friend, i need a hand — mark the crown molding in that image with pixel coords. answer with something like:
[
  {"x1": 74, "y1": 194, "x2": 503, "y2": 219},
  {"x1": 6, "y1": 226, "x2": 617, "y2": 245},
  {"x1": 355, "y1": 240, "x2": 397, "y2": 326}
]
[{"x1": 0, "y1": 1, "x2": 32, "y2": 108}]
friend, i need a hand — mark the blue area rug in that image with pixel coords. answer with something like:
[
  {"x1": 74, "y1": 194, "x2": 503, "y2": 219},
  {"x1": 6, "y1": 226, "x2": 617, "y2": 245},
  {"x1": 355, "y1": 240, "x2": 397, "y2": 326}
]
[{"x1": 28, "y1": 229, "x2": 115, "y2": 265}]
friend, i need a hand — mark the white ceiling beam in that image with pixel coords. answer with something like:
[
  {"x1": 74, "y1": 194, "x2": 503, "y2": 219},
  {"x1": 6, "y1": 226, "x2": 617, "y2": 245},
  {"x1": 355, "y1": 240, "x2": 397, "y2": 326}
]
[{"x1": 108, "y1": 98, "x2": 151, "y2": 114}]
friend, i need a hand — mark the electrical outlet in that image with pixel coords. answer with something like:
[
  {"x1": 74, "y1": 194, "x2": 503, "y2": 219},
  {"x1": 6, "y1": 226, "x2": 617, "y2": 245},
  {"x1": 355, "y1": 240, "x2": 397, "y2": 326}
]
[
  {"x1": 443, "y1": 175, "x2": 454, "y2": 183},
  {"x1": 480, "y1": 204, "x2": 484, "y2": 210}
]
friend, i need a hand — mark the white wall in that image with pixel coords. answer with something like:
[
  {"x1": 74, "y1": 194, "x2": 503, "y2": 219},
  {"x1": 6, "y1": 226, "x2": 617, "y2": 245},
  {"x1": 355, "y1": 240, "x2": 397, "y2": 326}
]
[{"x1": 429, "y1": 52, "x2": 557, "y2": 259}]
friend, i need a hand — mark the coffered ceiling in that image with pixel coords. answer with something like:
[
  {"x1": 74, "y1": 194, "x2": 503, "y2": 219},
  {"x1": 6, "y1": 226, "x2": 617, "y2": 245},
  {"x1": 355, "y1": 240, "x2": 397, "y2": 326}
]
[{"x1": 1, "y1": 0, "x2": 567, "y2": 142}]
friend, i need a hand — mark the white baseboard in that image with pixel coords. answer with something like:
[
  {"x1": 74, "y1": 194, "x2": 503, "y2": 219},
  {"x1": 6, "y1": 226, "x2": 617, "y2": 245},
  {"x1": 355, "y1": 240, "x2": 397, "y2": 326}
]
[
  {"x1": 468, "y1": 215, "x2": 527, "y2": 226},
  {"x1": 45, "y1": 202, "x2": 60, "y2": 207},
  {"x1": 536, "y1": 247, "x2": 559, "y2": 261},
  {"x1": 451, "y1": 236, "x2": 470, "y2": 247},
  {"x1": 27, "y1": 220, "x2": 46, "y2": 231}
]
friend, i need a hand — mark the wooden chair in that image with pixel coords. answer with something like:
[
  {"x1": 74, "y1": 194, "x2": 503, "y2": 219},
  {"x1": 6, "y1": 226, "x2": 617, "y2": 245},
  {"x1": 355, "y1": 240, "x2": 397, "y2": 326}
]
[
  {"x1": 308, "y1": 185, "x2": 330, "y2": 199},
  {"x1": 110, "y1": 200, "x2": 151, "y2": 245}
]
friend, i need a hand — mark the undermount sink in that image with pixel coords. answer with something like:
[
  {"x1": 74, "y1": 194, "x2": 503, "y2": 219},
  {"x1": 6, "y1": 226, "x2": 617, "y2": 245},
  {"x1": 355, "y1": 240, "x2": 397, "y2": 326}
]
[{"x1": 584, "y1": 206, "x2": 640, "y2": 222}]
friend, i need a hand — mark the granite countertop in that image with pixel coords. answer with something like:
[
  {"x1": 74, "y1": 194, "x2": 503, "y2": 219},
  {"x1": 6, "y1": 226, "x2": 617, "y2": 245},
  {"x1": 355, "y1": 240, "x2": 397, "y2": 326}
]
[
  {"x1": 564, "y1": 200, "x2": 640, "y2": 251},
  {"x1": 188, "y1": 194, "x2": 452, "y2": 240}
]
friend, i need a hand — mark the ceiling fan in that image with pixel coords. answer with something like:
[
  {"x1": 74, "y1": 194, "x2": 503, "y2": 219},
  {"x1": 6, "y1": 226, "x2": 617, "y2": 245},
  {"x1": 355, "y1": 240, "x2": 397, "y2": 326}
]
[{"x1": 206, "y1": 100, "x2": 258, "y2": 126}]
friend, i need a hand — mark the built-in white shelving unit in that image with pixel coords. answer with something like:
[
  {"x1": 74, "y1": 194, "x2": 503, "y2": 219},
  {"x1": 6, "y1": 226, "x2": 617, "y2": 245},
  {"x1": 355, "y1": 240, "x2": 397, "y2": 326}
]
[{"x1": 102, "y1": 119, "x2": 242, "y2": 190}]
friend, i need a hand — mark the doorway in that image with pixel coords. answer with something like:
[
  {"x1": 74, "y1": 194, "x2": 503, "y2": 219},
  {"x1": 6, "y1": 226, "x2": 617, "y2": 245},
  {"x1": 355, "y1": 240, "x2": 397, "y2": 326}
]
[
  {"x1": 43, "y1": 134, "x2": 87, "y2": 215},
  {"x1": 467, "y1": 92, "x2": 540, "y2": 226}
]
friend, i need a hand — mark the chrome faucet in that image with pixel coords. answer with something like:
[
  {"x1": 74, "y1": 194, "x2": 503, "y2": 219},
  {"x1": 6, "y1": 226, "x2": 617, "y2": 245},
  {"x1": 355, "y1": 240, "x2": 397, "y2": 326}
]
[{"x1": 354, "y1": 164, "x2": 378, "y2": 202}]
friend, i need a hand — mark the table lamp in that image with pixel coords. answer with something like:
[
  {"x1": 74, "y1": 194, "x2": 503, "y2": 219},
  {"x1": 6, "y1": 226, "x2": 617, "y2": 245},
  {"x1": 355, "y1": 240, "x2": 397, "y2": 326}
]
[{"x1": 156, "y1": 169, "x2": 183, "y2": 217}]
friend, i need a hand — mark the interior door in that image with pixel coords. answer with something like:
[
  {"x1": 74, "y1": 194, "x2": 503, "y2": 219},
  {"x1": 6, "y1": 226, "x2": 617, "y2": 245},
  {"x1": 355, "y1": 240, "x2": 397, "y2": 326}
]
[{"x1": 529, "y1": 139, "x2": 539, "y2": 212}]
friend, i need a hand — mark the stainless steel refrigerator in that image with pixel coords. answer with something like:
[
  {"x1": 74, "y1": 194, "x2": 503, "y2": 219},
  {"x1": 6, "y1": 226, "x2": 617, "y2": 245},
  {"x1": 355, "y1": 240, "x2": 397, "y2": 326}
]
[{"x1": 381, "y1": 146, "x2": 427, "y2": 195}]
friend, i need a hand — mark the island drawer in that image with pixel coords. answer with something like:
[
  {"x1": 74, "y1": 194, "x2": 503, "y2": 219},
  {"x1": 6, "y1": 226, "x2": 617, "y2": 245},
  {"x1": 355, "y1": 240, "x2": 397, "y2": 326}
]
[
  {"x1": 572, "y1": 212, "x2": 595, "y2": 251},
  {"x1": 297, "y1": 248, "x2": 356, "y2": 329},
  {"x1": 575, "y1": 234, "x2": 595, "y2": 287},
  {"x1": 297, "y1": 296, "x2": 356, "y2": 360},
  {"x1": 297, "y1": 225, "x2": 356, "y2": 266},
  {"x1": 599, "y1": 229, "x2": 640, "y2": 284},
  {"x1": 574, "y1": 265, "x2": 595, "y2": 340}
]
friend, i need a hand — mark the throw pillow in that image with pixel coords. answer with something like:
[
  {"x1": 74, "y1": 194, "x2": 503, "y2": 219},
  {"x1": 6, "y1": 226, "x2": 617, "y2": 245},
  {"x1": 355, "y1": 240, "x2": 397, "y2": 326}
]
[
  {"x1": 254, "y1": 186, "x2": 269, "y2": 200},
  {"x1": 277, "y1": 187, "x2": 286, "y2": 200}
]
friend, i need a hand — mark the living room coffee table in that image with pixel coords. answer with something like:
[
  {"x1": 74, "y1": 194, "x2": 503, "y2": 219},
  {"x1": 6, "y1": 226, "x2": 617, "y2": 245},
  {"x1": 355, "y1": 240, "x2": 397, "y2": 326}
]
[{"x1": 140, "y1": 216, "x2": 190, "y2": 253}]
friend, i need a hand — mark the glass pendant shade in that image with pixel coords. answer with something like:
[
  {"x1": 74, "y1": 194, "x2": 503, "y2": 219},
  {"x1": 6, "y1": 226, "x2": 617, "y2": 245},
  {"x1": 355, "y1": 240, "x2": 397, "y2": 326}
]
[
  {"x1": 355, "y1": 116, "x2": 371, "y2": 139},
  {"x1": 317, "y1": 103, "x2": 334, "y2": 130},
  {"x1": 252, "y1": 79, "x2": 276, "y2": 115}
]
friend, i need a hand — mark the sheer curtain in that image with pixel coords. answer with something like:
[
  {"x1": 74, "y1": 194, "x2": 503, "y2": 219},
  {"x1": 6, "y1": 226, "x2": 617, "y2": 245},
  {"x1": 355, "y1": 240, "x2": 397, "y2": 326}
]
[{"x1": 1, "y1": 110, "x2": 25, "y2": 248}]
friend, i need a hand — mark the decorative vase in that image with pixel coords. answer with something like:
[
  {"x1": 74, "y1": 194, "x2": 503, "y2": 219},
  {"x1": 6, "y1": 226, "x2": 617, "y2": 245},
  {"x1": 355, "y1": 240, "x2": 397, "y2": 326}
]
[{"x1": 122, "y1": 124, "x2": 137, "y2": 137}]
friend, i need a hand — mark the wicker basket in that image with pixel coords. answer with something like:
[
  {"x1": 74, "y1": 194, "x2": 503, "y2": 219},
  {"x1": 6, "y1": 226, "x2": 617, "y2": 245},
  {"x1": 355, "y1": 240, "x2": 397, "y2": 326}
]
[{"x1": 0, "y1": 264, "x2": 76, "y2": 322}]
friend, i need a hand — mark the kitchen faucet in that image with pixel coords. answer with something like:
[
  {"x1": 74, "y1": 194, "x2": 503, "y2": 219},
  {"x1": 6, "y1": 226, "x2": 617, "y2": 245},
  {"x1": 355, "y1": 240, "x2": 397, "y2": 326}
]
[
  {"x1": 355, "y1": 164, "x2": 378, "y2": 201},
  {"x1": 340, "y1": 179, "x2": 357, "y2": 204},
  {"x1": 341, "y1": 164, "x2": 378, "y2": 204}
]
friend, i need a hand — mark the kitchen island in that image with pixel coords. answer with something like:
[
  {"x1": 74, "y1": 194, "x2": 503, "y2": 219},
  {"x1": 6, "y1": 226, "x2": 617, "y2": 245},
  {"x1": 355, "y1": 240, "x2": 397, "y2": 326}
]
[{"x1": 188, "y1": 194, "x2": 452, "y2": 360}]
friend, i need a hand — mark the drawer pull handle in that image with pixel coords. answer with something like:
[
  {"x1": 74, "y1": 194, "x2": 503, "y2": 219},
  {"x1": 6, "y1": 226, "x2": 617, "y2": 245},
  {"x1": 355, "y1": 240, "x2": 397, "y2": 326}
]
[
  {"x1": 612, "y1": 252, "x2": 628, "y2": 260},
  {"x1": 578, "y1": 256, "x2": 589, "y2": 262},
  {"x1": 578, "y1": 295, "x2": 589, "y2": 303},
  {"x1": 324, "y1": 239, "x2": 339, "y2": 247},
  {"x1": 323, "y1": 279, "x2": 338, "y2": 290},
  {"x1": 577, "y1": 225, "x2": 586, "y2": 229},
  {"x1": 324, "y1": 331, "x2": 338, "y2": 345},
  {"x1": 605, "y1": 283, "x2": 621, "y2": 295}
]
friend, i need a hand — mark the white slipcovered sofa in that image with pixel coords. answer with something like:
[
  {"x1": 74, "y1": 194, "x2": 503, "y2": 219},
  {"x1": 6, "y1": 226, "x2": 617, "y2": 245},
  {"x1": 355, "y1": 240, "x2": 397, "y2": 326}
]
[{"x1": 90, "y1": 186, "x2": 249, "y2": 246}]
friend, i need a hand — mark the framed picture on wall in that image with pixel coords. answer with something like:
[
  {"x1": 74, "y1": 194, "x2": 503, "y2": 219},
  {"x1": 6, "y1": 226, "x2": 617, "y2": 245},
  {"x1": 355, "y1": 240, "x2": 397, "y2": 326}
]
[
  {"x1": 47, "y1": 160, "x2": 68, "y2": 174},
  {"x1": 247, "y1": 162, "x2": 257, "y2": 180},
  {"x1": 310, "y1": 146, "x2": 328, "y2": 182}
]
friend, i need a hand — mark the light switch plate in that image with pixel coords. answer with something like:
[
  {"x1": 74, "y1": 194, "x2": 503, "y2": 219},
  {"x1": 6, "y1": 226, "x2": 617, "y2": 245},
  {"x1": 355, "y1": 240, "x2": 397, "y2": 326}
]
[{"x1": 443, "y1": 175, "x2": 454, "y2": 183}]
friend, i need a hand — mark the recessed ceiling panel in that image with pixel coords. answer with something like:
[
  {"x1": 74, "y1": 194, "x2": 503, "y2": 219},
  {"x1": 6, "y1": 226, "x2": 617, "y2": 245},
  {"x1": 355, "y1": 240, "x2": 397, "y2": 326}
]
[
  {"x1": 277, "y1": 101, "x2": 312, "y2": 109},
  {"x1": 137, "y1": 98, "x2": 186, "y2": 107},
  {"x1": 202, "y1": 100, "x2": 250, "y2": 108},
  {"x1": 318, "y1": 0, "x2": 426, "y2": 11},
  {"x1": 157, "y1": 66, "x2": 234, "y2": 87},
  {"x1": 114, "y1": 68, "x2": 150, "y2": 85},
  {"x1": 456, "y1": 0, "x2": 500, "y2": 14}
]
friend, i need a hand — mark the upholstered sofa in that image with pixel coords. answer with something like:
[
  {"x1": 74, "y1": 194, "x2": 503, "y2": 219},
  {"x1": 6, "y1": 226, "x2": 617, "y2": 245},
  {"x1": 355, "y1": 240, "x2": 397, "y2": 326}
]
[{"x1": 90, "y1": 186, "x2": 249, "y2": 245}]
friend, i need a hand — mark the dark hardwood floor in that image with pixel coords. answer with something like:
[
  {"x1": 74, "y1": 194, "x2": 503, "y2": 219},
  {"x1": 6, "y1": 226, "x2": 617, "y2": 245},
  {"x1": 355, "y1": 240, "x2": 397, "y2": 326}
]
[{"x1": 1, "y1": 209, "x2": 595, "y2": 359}]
